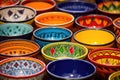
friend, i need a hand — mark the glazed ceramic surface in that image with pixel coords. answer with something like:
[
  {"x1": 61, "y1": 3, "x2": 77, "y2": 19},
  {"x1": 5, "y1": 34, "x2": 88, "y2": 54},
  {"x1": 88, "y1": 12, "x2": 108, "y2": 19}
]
[
  {"x1": 116, "y1": 35, "x2": 120, "y2": 48},
  {"x1": 47, "y1": 59, "x2": 96, "y2": 80},
  {"x1": 41, "y1": 42, "x2": 88, "y2": 61},
  {"x1": 33, "y1": 27, "x2": 72, "y2": 48},
  {"x1": 109, "y1": 71, "x2": 120, "y2": 80},
  {"x1": 0, "y1": 5, "x2": 36, "y2": 24},
  {"x1": 0, "y1": 23, "x2": 33, "y2": 41},
  {"x1": 0, "y1": 57, "x2": 46, "y2": 80}
]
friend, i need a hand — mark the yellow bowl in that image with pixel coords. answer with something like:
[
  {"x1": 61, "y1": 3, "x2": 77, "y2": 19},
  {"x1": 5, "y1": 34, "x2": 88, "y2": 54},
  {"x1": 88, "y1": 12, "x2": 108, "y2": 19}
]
[{"x1": 109, "y1": 71, "x2": 120, "y2": 80}]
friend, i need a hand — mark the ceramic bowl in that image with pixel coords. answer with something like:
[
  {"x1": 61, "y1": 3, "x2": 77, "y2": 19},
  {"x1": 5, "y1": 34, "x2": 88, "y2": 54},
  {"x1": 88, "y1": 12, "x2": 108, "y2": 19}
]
[
  {"x1": 41, "y1": 42, "x2": 88, "y2": 62},
  {"x1": 0, "y1": 0, "x2": 20, "y2": 8},
  {"x1": 20, "y1": 0, "x2": 56, "y2": 13},
  {"x1": 33, "y1": 27, "x2": 73, "y2": 48},
  {"x1": 0, "y1": 57, "x2": 46, "y2": 80},
  {"x1": 116, "y1": 35, "x2": 120, "y2": 48},
  {"x1": 108, "y1": 71, "x2": 120, "y2": 80},
  {"x1": 34, "y1": 11, "x2": 74, "y2": 30},
  {"x1": 75, "y1": 14, "x2": 113, "y2": 30},
  {"x1": 0, "y1": 5, "x2": 36, "y2": 24},
  {"x1": 88, "y1": 48, "x2": 120, "y2": 79},
  {"x1": 113, "y1": 17, "x2": 120, "y2": 36},
  {"x1": 0, "y1": 23, "x2": 33, "y2": 41},
  {"x1": 56, "y1": 1, "x2": 97, "y2": 17},
  {"x1": 0, "y1": 39, "x2": 40, "y2": 60},
  {"x1": 47, "y1": 59, "x2": 96, "y2": 80},
  {"x1": 73, "y1": 29, "x2": 115, "y2": 50}
]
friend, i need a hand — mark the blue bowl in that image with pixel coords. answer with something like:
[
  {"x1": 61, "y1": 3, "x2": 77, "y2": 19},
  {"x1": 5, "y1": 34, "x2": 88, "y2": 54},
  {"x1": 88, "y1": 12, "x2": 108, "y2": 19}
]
[
  {"x1": 47, "y1": 59, "x2": 96, "y2": 80},
  {"x1": 0, "y1": 23, "x2": 33, "y2": 41},
  {"x1": 57, "y1": 2, "x2": 97, "y2": 17},
  {"x1": 33, "y1": 27, "x2": 72, "y2": 48}
]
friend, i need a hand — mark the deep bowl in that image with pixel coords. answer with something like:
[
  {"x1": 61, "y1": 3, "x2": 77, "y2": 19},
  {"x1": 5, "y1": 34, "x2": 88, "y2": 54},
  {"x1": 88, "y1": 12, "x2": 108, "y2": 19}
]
[
  {"x1": 34, "y1": 11, "x2": 74, "y2": 30},
  {"x1": 109, "y1": 71, "x2": 120, "y2": 80},
  {"x1": 20, "y1": 0, "x2": 56, "y2": 13},
  {"x1": 33, "y1": 27, "x2": 72, "y2": 48},
  {"x1": 0, "y1": 57, "x2": 46, "y2": 80},
  {"x1": 113, "y1": 17, "x2": 120, "y2": 36},
  {"x1": 0, "y1": 0, "x2": 20, "y2": 8},
  {"x1": 41, "y1": 42, "x2": 88, "y2": 62},
  {"x1": 0, "y1": 5, "x2": 36, "y2": 24},
  {"x1": 0, "y1": 23, "x2": 33, "y2": 41},
  {"x1": 0, "y1": 39, "x2": 40, "y2": 60},
  {"x1": 75, "y1": 14, "x2": 113, "y2": 30},
  {"x1": 47, "y1": 59, "x2": 96, "y2": 80},
  {"x1": 116, "y1": 35, "x2": 120, "y2": 48},
  {"x1": 88, "y1": 48, "x2": 120, "y2": 79}
]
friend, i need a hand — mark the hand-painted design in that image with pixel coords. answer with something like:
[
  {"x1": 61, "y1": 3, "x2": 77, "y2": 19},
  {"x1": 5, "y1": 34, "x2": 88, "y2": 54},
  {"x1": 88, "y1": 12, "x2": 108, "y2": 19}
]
[
  {"x1": 50, "y1": 47, "x2": 55, "y2": 55},
  {"x1": 18, "y1": 9, "x2": 24, "y2": 14},
  {"x1": 69, "y1": 46, "x2": 74, "y2": 54},
  {"x1": 8, "y1": 10, "x2": 13, "y2": 16},
  {"x1": 13, "y1": 13, "x2": 20, "y2": 19}
]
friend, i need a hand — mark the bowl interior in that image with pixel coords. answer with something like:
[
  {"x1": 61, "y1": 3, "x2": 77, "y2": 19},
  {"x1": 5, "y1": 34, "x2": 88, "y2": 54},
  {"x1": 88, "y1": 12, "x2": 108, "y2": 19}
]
[
  {"x1": 0, "y1": 23, "x2": 33, "y2": 36},
  {"x1": 0, "y1": 40, "x2": 39, "y2": 56},
  {"x1": 34, "y1": 27, "x2": 72, "y2": 41},
  {"x1": 113, "y1": 17, "x2": 120, "y2": 29},
  {"x1": 47, "y1": 59, "x2": 96, "y2": 79},
  {"x1": 98, "y1": 1, "x2": 120, "y2": 14},
  {"x1": 76, "y1": 15, "x2": 112, "y2": 28},
  {"x1": 109, "y1": 71, "x2": 120, "y2": 80},
  {"x1": 35, "y1": 12, "x2": 73, "y2": 25},
  {"x1": 117, "y1": 35, "x2": 120, "y2": 44},
  {"x1": 57, "y1": 2, "x2": 96, "y2": 13},
  {"x1": 0, "y1": 6, "x2": 36, "y2": 22},
  {"x1": 42, "y1": 42, "x2": 87, "y2": 59},
  {"x1": 89, "y1": 49, "x2": 120, "y2": 66}
]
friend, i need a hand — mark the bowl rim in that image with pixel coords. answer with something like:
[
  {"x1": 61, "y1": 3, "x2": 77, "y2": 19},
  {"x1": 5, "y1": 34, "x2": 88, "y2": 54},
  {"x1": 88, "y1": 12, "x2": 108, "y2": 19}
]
[
  {"x1": 56, "y1": 1, "x2": 97, "y2": 13},
  {"x1": 75, "y1": 14, "x2": 113, "y2": 28},
  {"x1": 41, "y1": 42, "x2": 88, "y2": 61},
  {"x1": 0, "y1": 39, "x2": 40, "y2": 57},
  {"x1": 113, "y1": 17, "x2": 120, "y2": 29},
  {"x1": 88, "y1": 48, "x2": 120, "y2": 67},
  {"x1": 0, "y1": 23, "x2": 34, "y2": 37},
  {"x1": 73, "y1": 28, "x2": 115, "y2": 46},
  {"x1": 0, "y1": 5, "x2": 37, "y2": 23},
  {"x1": 34, "y1": 11, "x2": 74, "y2": 26},
  {"x1": 20, "y1": 0, "x2": 56, "y2": 11},
  {"x1": 46, "y1": 59, "x2": 96, "y2": 80},
  {"x1": 0, "y1": 57, "x2": 46, "y2": 79},
  {"x1": 108, "y1": 71, "x2": 120, "y2": 80},
  {"x1": 33, "y1": 27, "x2": 73, "y2": 42},
  {"x1": 116, "y1": 35, "x2": 120, "y2": 45},
  {"x1": 97, "y1": 1, "x2": 120, "y2": 15}
]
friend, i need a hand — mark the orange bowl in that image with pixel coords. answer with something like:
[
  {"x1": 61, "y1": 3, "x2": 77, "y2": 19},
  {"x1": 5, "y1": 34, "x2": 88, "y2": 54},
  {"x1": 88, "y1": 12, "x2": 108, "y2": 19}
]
[{"x1": 116, "y1": 35, "x2": 120, "y2": 48}]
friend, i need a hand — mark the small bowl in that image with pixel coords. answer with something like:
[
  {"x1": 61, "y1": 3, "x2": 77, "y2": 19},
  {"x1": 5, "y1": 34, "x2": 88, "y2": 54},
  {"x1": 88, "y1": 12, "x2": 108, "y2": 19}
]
[
  {"x1": 33, "y1": 27, "x2": 73, "y2": 48},
  {"x1": 34, "y1": 11, "x2": 74, "y2": 30},
  {"x1": 113, "y1": 17, "x2": 120, "y2": 36},
  {"x1": 0, "y1": 23, "x2": 33, "y2": 41},
  {"x1": 47, "y1": 59, "x2": 96, "y2": 80},
  {"x1": 41, "y1": 42, "x2": 88, "y2": 62},
  {"x1": 0, "y1": 57, "x2": 46, "y2": 80},
  {"x1": 20, "y1": 0, "x2": 56, "y2": 13},
  {"x1": 88, "y1": 48, "x2": 120, "y2": 79},
  {"x1": 73, "y1": 29, "x2": 115, "y2": 50},
  {"x1": 56, "y1": 1, "x2": 97, "y2": 17},
  {"x1": 0, "y1": 0, "x2": 20, "y2": 8},
  {"x1": 109, "y1": 71, "x2": 120, "y2": 80},
  {"x1": 116, "y1": 35, "x2": 120, "y2": 48},
  {"x1": 0, "y1": 39, "x2": 40, "y2": 60},
  {"x1": 75, "y1": 14, "x2": 113, "y2": 30},
  {"x1": 0, "y1": 5, "x2": 36, "y2": 24}
]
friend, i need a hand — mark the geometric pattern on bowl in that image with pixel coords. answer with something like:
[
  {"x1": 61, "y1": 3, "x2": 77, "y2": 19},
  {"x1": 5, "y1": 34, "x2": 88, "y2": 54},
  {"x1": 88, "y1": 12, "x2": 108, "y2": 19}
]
[
  {"x1": 108, "y1": 71, "x2": 120, "y2": 80},
  {"x1": 98, "y1": 1, "x2": 120, "y2": 14},
  {"x1": 41, "y1": 42, "x2": 88, "y2": 60},
  {"x1": 0, "y1": 5, "x2": 36, "y2": 22}
]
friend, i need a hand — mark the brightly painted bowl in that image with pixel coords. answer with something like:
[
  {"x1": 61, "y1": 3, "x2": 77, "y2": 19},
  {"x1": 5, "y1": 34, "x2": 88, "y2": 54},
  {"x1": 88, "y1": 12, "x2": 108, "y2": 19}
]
[
  {"x1": 0, "y1": 0, "x2": 20, "y2": 8},
  {"x1": 20, "y1": 0, "x2": 56, "y2": 13},
  {"x1": 88, "y1": 48, "x2": 120, "y2": 79},
  {"x1": 41, "y1": 42, "x2": 88, "y2": 62},
  {"x1": 56, "y1": 1, "x2": 97, "y2": 17},
  {"x1": 47, "y1": 59, "x2": 96, "y2": 80},
  {"x1": 73, "y1": 29, "x2": 115, "y2": 51},
  {"x1": 34, "y1": 11, "x2": 74, "y2": 30},
  {"x1": 0, "y1": 39, "x2": 40, "y2": 60},
  {"x1": 0, "y1": 5, "x2": 36, "y2": 24},
  {"x1": 116, "y1": 35, "x2": 120, "y2": 48},
  {"x1": 33, "y1": 27, "x2": 72, "y2": 48},
  {"x1": 0, "y1": 23, "x2": 33, "y2": 41},
  {"x1": 75, "y1": 14, "x2": 113, "y2": 30},
  {"x1": 0, "y1": 57, "x2": 46, "y2": 80},
  {"x1": 113, "y1": 17, "x2": 120, "y2": 36},
  {"x1": 109, "y1": 71, "x2": 120, "y2": 80}
]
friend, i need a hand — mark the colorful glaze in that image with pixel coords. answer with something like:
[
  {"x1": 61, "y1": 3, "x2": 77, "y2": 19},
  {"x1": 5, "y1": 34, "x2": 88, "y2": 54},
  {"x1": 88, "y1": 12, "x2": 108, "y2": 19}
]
[{"x1": 109, "y1": 71, "x2": 120, "y2": 80}]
